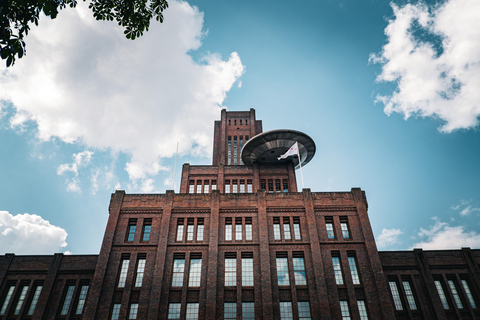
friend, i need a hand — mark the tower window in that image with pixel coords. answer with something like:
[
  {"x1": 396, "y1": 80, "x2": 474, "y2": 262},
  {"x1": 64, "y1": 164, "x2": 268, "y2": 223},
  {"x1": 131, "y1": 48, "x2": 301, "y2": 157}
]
[
  {"x1": 111, "y1": 304, "x2": 121, "y2": 319},
  {"x1": 186, "y1": 303, "x2": 199, "y2": 320},
  {"x1": 276, "y1": 179, "x2": 281, "y2": 192},
  {"x1": 348, "y1": 255, "x2": 360, "y2": 285},
  {"x1": 172, "y1": 255, "x2": 186, "y2": 287},
  {"x1": 332, "y1": 254, "x2": 344, "y2": 285},
  {"x1": 118, "y1": 258, "x2": 130, "y2": 288},
  {"x1": 196, "y1": 180, "x2": 202, "y2": 193},
  {"x1": 461, "y1": 279, "x2": 477, "y2": 308},
  {"x1": 142, "y1": 219, "x2": 152, "y2": 241},
  {"x1": 293, "y1": 253, "x2": 307, "y2": 285},
  {"x1": 389, "y1": 281, "x2": 403, "y2": 310},
  {"x1": 276, "y1": 253, "x2": 289, "y2": 286},
  {"x1": 232, "y1": 180, "x2": 238, "y2": 193},
  {"x1": 168, "y1": 303, "x2": 181, "y2": 319},
  {"x1": 225, "y1": 180, "x2": 231, "y2": 193},
  {"x1": 224, "y1": 303, "x2": 236, "y2": 320},
  {"x1": 357, "y1": 300, "x2": 369, "y2": 320},
  {"x1": 293, "y1": 217, "x2": 301, "y2": 240},
  {"x1": 283, "y1": 217, "x2": 291, "y2": 240},
  {"x1": 339, "y1": 301, "x2": 351, "y2": 320},
  {"x1": 204, "y1": 180, "x2": 210, "y2": 193},
  {"x1": 448, "y1": 279, "x2": 464, "y2": 309},
  {"x1": 242, "y1": 302, "x2": 255, "y2": 320},
  {"x1": 298, "y1": 301, "x2": 311, "y2": 320},
  {"x1": 435, "y1": 280, "x2": 449, "y2": 309},
  {"x1": 211, "y1": 180, "x2": 217, "y2": 190},
  {"x1": 188, "y1": 255, "x2": 202, "y2": 287},
  {"x1": 129, "y1": 303, "x2": 139, "y2": 319},
  {"x1": 0, "y1": 285, "x2": 15, "y2": 315},
  {"x1": 225, "y1": 218, "x2": 232, "y2": 241},
  {"x1": 325, "y1": 217, "x2": 335, "y2": 239},
  {"x1": 61, "y1": 285, "x2": 76, "y2": 315},
  {"x1": 283, "y1": 179, "x2": 289, "y2": 192},
  {"x1": 176, "y1": 219, "x2": 184, "y2": 242},
  {"x1": 126, "y1": 219, "x2": 137, "y2": 242},
  {"x1": 247, "y1": 180, "x2": 253, "y2": 193},
  {"x1": 402, "y1": 280, "x2": 417, "y2": 310},
  {"x1": 27, "y1": 284, "x2": 43, "y2": 315},
  {"x1": 189, "y1": 181, "x2": 194, "y2": 193},
  {"x1": 240, "y1": 179, "x2": 245, "y2": 193},
  {"x1": 268, "y1": 180, "x2": 273, "y2": 193},
  {"x1": 197, "y1": 218, "x2": 204, "y2": 241},
  {"x1": 279, "y1": 302, "x2": 293, "y2": 320},
  {"x1": 187, "y1": 218, "x2": 194, "y2": 241},
  {"x1": 225, "y1": 253, "x2": 237, "y2": 286},
  {"x1": 13, "y1": 285, "x2": 29, "y2": 315},
  {"x1": 245, "y1": 217, "x2": 252, "y2": 241},
  {"x1": 235, "y1": 217, "x2": 242, "y2": 240},
  {"x1": 135, "y1": 255, "x2": 146, "y2": 287},
  {"x1": 273, "y1": 217, "x2": 281, "y2": 240},
  {"x1": 75, "y1": 284, "x2": 89, "y2": 315},
  {"x1": 340, "y1": 217, "x2": 350, "y2": 239}
]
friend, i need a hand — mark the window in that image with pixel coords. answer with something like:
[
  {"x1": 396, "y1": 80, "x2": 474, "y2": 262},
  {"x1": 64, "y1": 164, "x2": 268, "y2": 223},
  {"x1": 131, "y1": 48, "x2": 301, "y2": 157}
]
[
  {"x1": 228, "y1": 138, "x2": 232, "y2": 165},
  {"x1": 224, "y1": 303, "x2": 236, "y2": 319},
  {"x1": 245, "y1": 218, "x2": 252, "y2": 241},
  {"x1": 448, "y1": 280, "x2": 463, "y2": 309},
  {"x1": 172, "y1": 257, "x2": 185, "y2": 287},
  {"x1": 129, "y1": 303, "x2": 139, "y2": 319},
  {"x1": 268, "y1": 180, "x2": 273, "y2": 193},
  {"x1": 332, "y1": 255, "x2": 344, "y2": 285},
  {"x1": 197, "y1": 219, "x2": 204, "y2": 241},
  {"x1": 298, "y1": 301, "x2": 311, "y2": 320},
  {"x1": 235, "y1": 218, "x2": 242, "y2": 240},
  {"x1": 357, "y1": 300, "x2": 369, "y2": 320},
  {"x1": 234, "y1": 137, "x2": 238, "y2": 165},
  {"x1": 283, "y1": 180, "x2": 288, "y2": 192},
  {"x1": 340, "y1": 217, "x2": 350, "y2": 239},
  {"x1": 142, "y1": 219, "x2": 151, "y2": 241},
  {"x1": 283, "y1": 217, "x2": 291, "y2": 240},
  {"x1": 189, "y1": 181, "x2": 194, "y2": 193},
  {"x1": 389, "y1": 281, "x2": 403, "y2": 310},
  {"x1": 135, "y1": 258, "x2": 146, "y2": 287},
  {"x1": 118, "y1": 259, "x2": 130, "y2": 287},
  {"x1": 225, "y1": 180, "x2": 231, "y2": 193},
  {"x1": 168, "y1": 303, "x2": 181, "y2": 319},
  {"x1": 240, "y1": 139, "x2": 244, "y2": 164},
  {"x1": 75, "y1": 285, "x2": 89, "y2": 314},
  {"x1": 276, "y1": 256, "x2": 290, "y2": 286},
  {"x1": 293, "y1": 255, "x2": 307, "y2": 285},
  {"x1": 27, "y1": 285, "x2": 42, "y2": 315},
  {"x1": 276, "y1": 180, "x2": 281, "y2": 192},
  {"x1": 242, "y1": 302, "x2": 254, "y2": 320},
  {"x1": 402, "y1": 281, "x2": 417, "y2": 310},
  {"x1": 0, "y1": 285, "x2": 15, "y2": 315},
  {"x1": 435, "y1": 280, "x2": 449, "y2": 309},
  {"x1": 61, "y1": 285, "x2": 75, "y2": 315},
  {"x1": 232, "y1": 180, "x2": 238, "y2": 193},
  {"x1": 212, "y1": 180, "x2": 217, "y2": 191},
  {"x1": 261, "y1": 180, "x2": 266, "y2": 190},
  {"x1": 461, "y1": 279, "x2": 477, "y2": 308},
  {"x1": 293, "y1": 217, "x2": 301, "y2": 240},
  {"x1": 225, "y1": 218, "x2": 232, "y2": 241},
  {"x1": 127, "y1": 219, "x2": 137, "y2": 241},
  {"x1": 339, "y1": 301, "x2": 351, "y2": 320},
  {"x1": 242, "y1": 255, "x2": 254, "y2": 286},
  {"x1": 196, "y1": 181, "x2": 202, "y2": 194},
  {"x1": 14, "y1": 285, "x2": 29, "y2": 315},
  {"x1": 111, "y1": 304, "x2": 121, "y2": 319},
  {"x1": 225, "y1": 254, "x2": 237, "y2": 286},
  {"x1": 325, "y1": 217, "x2": 335, "y2": 239},
  {"x1": 279, "y1": 302, "x2": 293, "y2": 320},
  {"x1": 247, "y1": 180, "x2": 252, "y2": 193},
  {"x1": 348, "y1": 256, "x2": 360, "y2": 285},
  {"x1": 188, "y1": 257, "x2": 202, "y2": 287},
  {"x1": 204, "y1": 181, "x2": 210, "y2": 193},
  {"x1": 186, "y1": 303, "x2": 199, "y2": 320},
  {"x1": 240, "y1": 182, "x2": 245, "y2": 193},
  {"x1": 187, "y1": 219, "x2": 194, "y2": 241},
  {"x1": 273, "y1": 218, "x2": 281, "y2": 240},
  {"x1": 176, "y1": 219, "x2": 184, "y2": 242}
]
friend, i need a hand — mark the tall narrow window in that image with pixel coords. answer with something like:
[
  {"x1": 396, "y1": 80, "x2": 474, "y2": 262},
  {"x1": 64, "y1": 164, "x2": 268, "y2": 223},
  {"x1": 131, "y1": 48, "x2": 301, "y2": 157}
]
[
  {"x1": 168, "y1": 303, "x2": 181, "y2": 319},
  {"x1": 402, "y1": 281, "x2": 417, "y2": 310},
  {"x1": 268, "y1": 180, "x2": 273, "y2": 193},
  {"x1": 196, "y1": 181, "x2": 202, "y2": 193},
  {"x1": 118, "y1": 259, "x2": 130, "y2": 287},
  {"x1": 228, "y1": 137, "x2": 232, "y2": 165},
  {"x1": 283, "y1": 180, "x2": 289, "y2": 192},
  {"x1": 242, "y1": 254, "x2": 254, "y2": 286},
  {"x1": 204, "y1": 181, "x2": 210, "y2": 193},
  {"x1": 298, "y1": 301, "x2": 311, "y2": 320},
  {"x1": 14, "y1": 285, "x2": 29, "y2": 315},
  {"x1": 225, "y1": 218, "x2": 232, "y2": 241},
  {"x1": 127, "y1": 220, "x2": 137, "y2": 241},
  {"x1": 273, "y1": 217, "x2": 281, "y2": 240},
  {"x1": 225, "y1": 180, "x2": 231, "y2": 193},
  {"x1": 235, "y1": 218, "x2": 242, "y2": 240},
  {"x1": 461, "y1": 279, "x2": 477, "y2": 308},
  {"x1": 261, "y1": 180, "x2": 266, "y2": 190},
  {"x1": 211, "y1": 180, "x2": 217, "y2": 191},
  {"x1": 448, "y1": 280, "x2": 463, "y2": 309},
  {"x1": 279, "y1": 302, "x2": 293, "y2": 320},
  {"x1": 197, "y1": 219, "x2": 204, "y2": 241},
  {"x1": 142, "y1": 219, "x2": 152, "y2": 241},
  {"x1": 234, "y1": 137, "x2": 238, "y2": 165},
  {"x1": 332, "y1": 255, "x2": 344, "y2": 285},
  {"x1": 283, "y1": 217, "x2": 291, "y2": 240},
  {"x1": 75, "y1": 285, "x2": 89, "y2": 314},
  {"x1": 27, "y1": 285, "x2": 43, "y2": 315},
  {"x1": 277, "y1": 256, "x2": 290, "y2": 286},
  {"x1": 240, "y1": 138, "x2": 244, "y2": 165},
  {"x1": 340, "y1": 217, "x2": 350, "y2": 239},
  {"x1": 224, "y1": 303, "x2": 236, "y2": 319},
  {"x1": 111, "y1": 304, "x2": 121, "y2": 319},
  {"x1": 188, "y1": 256, "x2": 202, "y2": 287},
  {"x1": 129, "y1": 303, "x2": 139, "y2": 319},
  {"x1": 187, "y1": 218, "x2": 194, "y2": 241},
  {"x1": 176, "y1": 219, "x2": 184, "y2": 242},
  {"x1": 435, "y1": 280, "x2": 449, "y2": 309},
  {"x1": 245, "y1": 218, "x2": 252, "y2": 241},
  {"x1": 0, "y1": 285, "x2": 15, "y2": 315},
  {"x1": 293, "y1": 254, "x2": 307, "y2": 285},
  {"x1": 61, "y1": 285, "x2": 75, "y2": 315},
  {"x1": 242, "y1": 302, "x2": 254, "y2": 320},
  {"x1": 339, "y1": 301, "x2": 351, "y2": 320},
  {"x1": 276, "y1": 180, "x2": 281, "y2": 192},
  {"x1": 357, "y1": 300, "x2": 369, "y2": 320},
  {"x1": 293, "y1": 217, "x2": 301, "y2": 240},
  {"x1": 240, "y1": 180, "x2": 245, "y2": 193},
  {"x1": 189, "y1": 181, "x2": 194, "y2": 193},
  {"x1": 247, "y1": 180, "x2": 253, "y2": 193},
  {"x1": 389, "y1": 281, "x2": 403, "y2": 310},
  {"x1": 172, "y1": 256, "x2": 185, "y2": 287},
  {"x1": 225, "y1": 254, "x2": 237, "y2": 286},
  {"x1": 348, "y1": 256, "x2": 360, "y2": 285},
  {"x1": 135, "y1": 258, "x2": 146, "y2": 287},
  {"x1": 186, "y1": 303, "x2": 199, "y2": 320},
  {"x1": 232, "y1": 180, "x2": 238, "y2": 193},
  {"x1": 326, "y1": 217, "x2": 335, "y2": 239}
]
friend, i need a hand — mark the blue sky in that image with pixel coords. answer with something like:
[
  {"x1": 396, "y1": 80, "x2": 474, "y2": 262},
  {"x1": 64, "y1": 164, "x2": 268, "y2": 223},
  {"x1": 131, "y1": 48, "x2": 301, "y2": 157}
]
[{"x1": 1, "y1": 0, "x2": 480, "y2": 254}]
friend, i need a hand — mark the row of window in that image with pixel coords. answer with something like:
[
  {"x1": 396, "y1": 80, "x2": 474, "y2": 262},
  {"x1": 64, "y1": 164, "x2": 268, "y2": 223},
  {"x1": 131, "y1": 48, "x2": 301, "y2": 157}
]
[
  {"x1": 227, "y1": 136, "x2": 248, "y2": 165},
  {"x1": 176, "y1": 218, "x2": 204, "y2": 242},
  {"x1": 227, "y1": 119, "x2": 248, "y2": 126},
  {"x1": 189, "y1": 180, "x2": 217, "y2": 194},
  {"x1": 331, "y1": 253, "x2": 361, "y2": 286},
  {"x1": 225, "y1": 218, "x2": 253, "y2": 241},
  {"x1": 126, "y1": 218, "x2": 152, "y2": 242},
  {"x1": 187, "y1": 179, "x2": 291, "y2": 194},
  {"x1": 273, "y1": 217, "x2": 301, "y2": 240},
  {"x1": 118, "y1": 253, "x2": 147, "y2": 288},
  {"x1": 111, "y1": 303, "x2": 139, "y2": 319},
  {"x1": 260, "y1": 179, "x2": 289, "y2": 193},
  {"x1": 325, "y1": 216, "x2": 350, "y2": 239}
]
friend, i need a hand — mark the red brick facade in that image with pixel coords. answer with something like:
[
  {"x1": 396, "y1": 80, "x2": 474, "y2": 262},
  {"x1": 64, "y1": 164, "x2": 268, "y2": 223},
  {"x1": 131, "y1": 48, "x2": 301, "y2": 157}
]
[{"x1": 0, "y1": 109, "x2": 479, "y2": 319}]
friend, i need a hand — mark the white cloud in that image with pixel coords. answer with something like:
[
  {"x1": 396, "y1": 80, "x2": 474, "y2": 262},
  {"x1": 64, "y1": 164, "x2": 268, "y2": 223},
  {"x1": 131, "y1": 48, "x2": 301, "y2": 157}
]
[
  {"x1": 0, "y1": 0, "x2": 244, "y2": 186},
  {"x1": 0, "y1": 211, "x2": 68, "y2": 254},
  {"x1": 57, "y1": 151, "x2": 94, "y2": 192},
  {"x1": 376, "y1": 228, "x2": 403, "y2": 249},
  {"x1": 450, "y1": 199, "x2": 480, "y2": 216},
  {"x1": 370, "y1": 0, "x2": 480, "y2": 132},
  {"x1": 413, "y1": 218, "x2": 480, "y2": 249}
]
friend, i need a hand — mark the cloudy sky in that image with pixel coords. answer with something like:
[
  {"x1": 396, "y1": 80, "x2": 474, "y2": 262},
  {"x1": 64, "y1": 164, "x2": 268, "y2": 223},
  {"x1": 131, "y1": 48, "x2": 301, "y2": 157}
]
[{"x1": 1, "y1": 0, "x2": 480, "y2": 254}]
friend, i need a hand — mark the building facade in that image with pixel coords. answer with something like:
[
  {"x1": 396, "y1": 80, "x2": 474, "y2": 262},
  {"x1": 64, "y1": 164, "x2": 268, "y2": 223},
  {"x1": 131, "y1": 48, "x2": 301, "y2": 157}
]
[{"x1": 0, "y1": 109, "x2": 479, "y2": 319}]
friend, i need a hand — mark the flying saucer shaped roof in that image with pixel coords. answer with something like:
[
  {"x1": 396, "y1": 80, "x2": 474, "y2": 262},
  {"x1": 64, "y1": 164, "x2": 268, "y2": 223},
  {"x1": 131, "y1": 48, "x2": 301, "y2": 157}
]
[{"x1": 241, "y1": 129, "x2": 315, "y2": 169}]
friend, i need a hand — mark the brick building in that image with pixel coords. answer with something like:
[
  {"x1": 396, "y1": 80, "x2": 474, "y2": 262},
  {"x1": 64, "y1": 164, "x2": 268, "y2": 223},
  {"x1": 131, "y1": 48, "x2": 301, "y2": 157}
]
[{"x1": 0, "y1": 109, "x2": 479, "y2": 319}]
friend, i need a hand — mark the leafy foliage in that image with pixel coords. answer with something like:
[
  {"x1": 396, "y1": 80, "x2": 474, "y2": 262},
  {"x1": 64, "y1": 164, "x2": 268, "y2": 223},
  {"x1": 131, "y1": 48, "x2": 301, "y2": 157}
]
[{"x1": 0, "y1": 0, "x2": 168, "y2": 67}]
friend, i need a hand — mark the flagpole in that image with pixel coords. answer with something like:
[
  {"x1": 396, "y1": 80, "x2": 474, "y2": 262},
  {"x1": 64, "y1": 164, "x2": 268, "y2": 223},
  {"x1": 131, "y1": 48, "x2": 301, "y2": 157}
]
[
  {"x1": 297, "y1": 145, "x2": 305, "y2": 189},
  {"x1": 172, "y1": 142, "x2": 179, "y2": 191}
]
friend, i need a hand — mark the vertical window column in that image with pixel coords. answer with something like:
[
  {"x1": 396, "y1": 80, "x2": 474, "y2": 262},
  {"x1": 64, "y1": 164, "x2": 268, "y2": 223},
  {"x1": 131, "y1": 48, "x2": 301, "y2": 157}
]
[
  {"x1": 186, "y1": 303, "x2": 199, "y2": 320},
  {"x1": 235, "y1": 217, "x2": 242, "y2": 241},
  {"x1": 347, "y1": 254, "x2": 360, "y2": 285},
  {"x1": 176, "y1": 218, "x2": 184, "y2": 242},
  {"x1": 339, "y1": 301, "x2": 351, "y2": 320},
  {"x1": 389, "y1": 281, "x2": 403, "y2": 310},
  {"x1": 225, "y1": 253, "x2": 237, "y2": 286},
  {"x1": 239, "y1": 136, "x2": 244, "y2": 165},
  {"x1": 0, "y1": 285, "x2": 15, "y2": 315},
  {"x1": 224, "y1": 303, "x2": 236, "y2": 319},
  {"x1": 142, "y1": 218, "x2": 152, "y2": 241},
  {"x1": 135, "y1": 255, "x2": 146, "y2": 287},
  {"x1": 332, "y1": 253, "x2": 344, "y2": 285},
  {"x1": 188, "y1": 254, "x2": 202, "y2": 287},
  {"x1": 340, "y1": 216, "x2": 350, "y2": 239},
  {"x1": 325, "y1": 217, "x2": 335, "y2": 239},
  {"x1": 245, "y1": 217, "x2": 252, "y2": 241},
  {"x1": 279, "y1": 302, "x2": 293, "y2": 320},
  {"x1": 129, "y1": 303, "x2": 139, "y2": 319},
  {"x1": 172, "y1": 254, "x2": 186, "y2": 287},
  {"x1": 461, "y1": 279, "x2": 477, "y2": 308},
  {"x1": 168, "y1": 303, "x2": 181, "y2": 319},
  {"x1": 268, "y1": 180, "x2": 273, "y2": 193},
  {"x1": 27, "y1": 284, "x2": 43, "y2": 316},
  {"x1": 273, "y1": 217, "x2": 281, "y2": 240},
  {"x1": 283, "y1": 217, "x2": 291, "y2": 240},
  {"x1": 13, "y1": 284, "x2": 29, "y2": 315},
  {"x1": 234, "y1": 136, "x2": 238, "y2": 165},
  {"x1": 126, "y1": 219, "x2": 137, "y2": 242},
  {"x1": 111, "y1": 304, "x2": 121, "y2": 319},
  {"x1": 118, "y1": 255, "x2": 130, "y2": 288},
  {"x1": 228, "y1": 137, "x2": 232, "y2": 165},
  {"x1": 357, "y1": 300, "x2": 369, "y2": 320},
  {"x1": 242, "y1": 302, "x2": 254, "y2": 320},
  {"x1": 187, "y1": 218, "x2": 194, "y2": 241},
  {"x1": 298, "y1": 301, "x2": 311, "y2": 320},
  {"x1": 435, "y1": 280, "x2": 450, "y2": 309},
  {"x1": 225, "y1": 218, "x2": 232, "y2": 241},
  {"x1": 293, "y1": 252, "x2": 307, "y2": 285},
  {"x1": 448, "y1": 279, "x2": 464, "y2": 309},
  {"x1": 402, "y1": 280, "x2": 417, "y2": 310},
  {"x1": 242, "y1": 252, "x2": 254, "y2": 286},
  {"x1": 75, "y1": 284, "x2": 89, "y2": 315},
  {"x1": 293, "y1": 217, "x2": 301, "y2": 240},
  {"x1": 276, "y1": 253, "x2": 290, "y2": 286},
  {"x1": 197, "y1": 218, "x2": 204, "y2": 241},
  {"x1": 60, "y1": 284, "x2": 76, "y2": 315}
]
